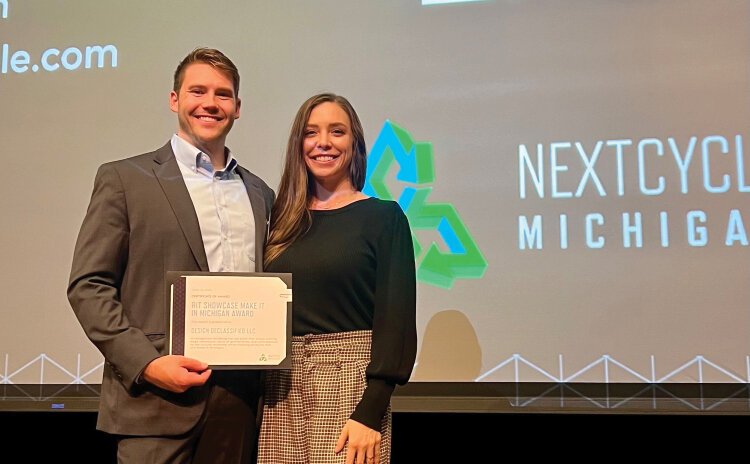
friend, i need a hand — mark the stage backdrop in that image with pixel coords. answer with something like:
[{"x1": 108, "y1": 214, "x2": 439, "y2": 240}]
[{"x1": 1, "y1": 0, "x2": 748, "y2": 386}]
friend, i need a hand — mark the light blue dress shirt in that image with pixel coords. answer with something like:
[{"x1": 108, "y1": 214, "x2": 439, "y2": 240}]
[{"x1": 171, "y1": 134, "x2": 256, "y2": 272}]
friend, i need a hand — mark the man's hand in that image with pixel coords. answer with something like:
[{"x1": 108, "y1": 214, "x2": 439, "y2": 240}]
[{"x1": 142, "y1": 355, "x2": 211, "y2": 393}]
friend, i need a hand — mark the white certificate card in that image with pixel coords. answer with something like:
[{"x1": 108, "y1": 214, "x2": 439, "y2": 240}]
[{"x1": 167, "y1": 272, "x2": 292, "y2": 369}]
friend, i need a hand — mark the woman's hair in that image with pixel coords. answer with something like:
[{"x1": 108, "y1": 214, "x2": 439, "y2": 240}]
[{"x1": 264, "y1": 93, "x2": 367, "y2": 266}]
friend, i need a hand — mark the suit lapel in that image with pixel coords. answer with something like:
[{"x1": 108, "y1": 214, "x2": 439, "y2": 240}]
[
  {"x1": 238, "y1": 168, "x2": 268, "y2": 271},
  {"x1": 152, "y1": 143, "x2": 210, "y2": 271}
]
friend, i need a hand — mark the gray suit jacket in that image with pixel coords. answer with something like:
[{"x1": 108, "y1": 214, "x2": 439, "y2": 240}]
[{"x1": 68, "y1": 142, "x2": 274, "y2": 435}]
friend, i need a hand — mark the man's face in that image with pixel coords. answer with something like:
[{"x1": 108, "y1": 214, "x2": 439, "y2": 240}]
[{"x1": 169, "y1": 63, "x2": 240, "y2": 154}]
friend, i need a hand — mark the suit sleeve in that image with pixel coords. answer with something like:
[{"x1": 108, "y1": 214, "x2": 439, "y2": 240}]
[
  {"x1": 350, "y1": 203, "x2": 417, "y2": 430},
  {"x1": 67, "y1": 163, "x2": 160, "y2": 391}
]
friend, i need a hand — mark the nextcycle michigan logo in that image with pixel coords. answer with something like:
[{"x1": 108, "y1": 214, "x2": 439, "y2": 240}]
[{"x1": 364, "y1": 121, "x2": 487, "y2": 289}]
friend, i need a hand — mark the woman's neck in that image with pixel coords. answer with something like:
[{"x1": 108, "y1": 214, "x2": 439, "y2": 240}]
[{"x1": 309, "y1": 181, "x2": 365, "y2": 210}]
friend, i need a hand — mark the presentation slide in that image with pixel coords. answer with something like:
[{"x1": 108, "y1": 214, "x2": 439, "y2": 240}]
[{"x1": 1, "y1": 0, "x2": 748, "y2": 388}]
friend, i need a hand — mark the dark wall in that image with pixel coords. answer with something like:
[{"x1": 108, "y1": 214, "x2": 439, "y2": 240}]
[{"x1": 0, "y1": 411, "x2": 731, "y2": 462}]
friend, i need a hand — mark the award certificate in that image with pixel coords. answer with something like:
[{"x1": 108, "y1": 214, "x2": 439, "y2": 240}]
[{"x1": 167, "y1": 272, "x2": 292, "y2": 369}]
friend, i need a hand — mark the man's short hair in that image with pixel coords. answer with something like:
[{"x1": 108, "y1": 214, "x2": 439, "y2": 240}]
[{"x1": 173, "y1": 48, "x2": 240, "y2": 95}]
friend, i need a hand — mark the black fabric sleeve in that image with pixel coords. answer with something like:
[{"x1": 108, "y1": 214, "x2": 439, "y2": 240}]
[{"x1": 350, "y1": 203, "x2": 417, "y2": 430}]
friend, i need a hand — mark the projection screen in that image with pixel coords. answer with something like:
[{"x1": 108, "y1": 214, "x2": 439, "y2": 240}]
[{"x1": 1, "y1": 0, "x2": 748, "y2": 396}]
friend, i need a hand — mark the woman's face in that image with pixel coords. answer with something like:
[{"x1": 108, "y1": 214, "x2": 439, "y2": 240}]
[{"x1": 302, "y1": 101, "x2": 353, "y2": 188}]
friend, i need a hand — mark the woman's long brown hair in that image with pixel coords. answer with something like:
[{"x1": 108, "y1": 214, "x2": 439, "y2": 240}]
[{"x1": 264, "y1": 93, "x2": 367, "y2": 267}]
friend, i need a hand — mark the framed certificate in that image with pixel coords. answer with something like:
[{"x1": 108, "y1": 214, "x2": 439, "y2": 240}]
[{"x1": 166, "y1": 271, "x2": 292, "y2": 369}]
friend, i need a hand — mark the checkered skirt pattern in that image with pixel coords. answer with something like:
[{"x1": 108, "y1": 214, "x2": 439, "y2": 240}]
[{"x1": 258, "y1": 330, "x2": 391, "y2": 464}]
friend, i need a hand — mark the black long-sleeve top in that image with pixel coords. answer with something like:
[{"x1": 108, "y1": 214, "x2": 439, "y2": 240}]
[{"x1": 266, "y1": 197, "x2": 417, "y2": 430}]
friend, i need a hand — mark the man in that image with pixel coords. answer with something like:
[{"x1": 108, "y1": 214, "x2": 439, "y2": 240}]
[{"x1": 68, "y1": 48, "x2": 274, "y2": 463}]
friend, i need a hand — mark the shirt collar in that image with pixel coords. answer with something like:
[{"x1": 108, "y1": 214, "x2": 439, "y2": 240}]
[{"x1": 171, "y1": 134, "x2": 238, "y2": 179}]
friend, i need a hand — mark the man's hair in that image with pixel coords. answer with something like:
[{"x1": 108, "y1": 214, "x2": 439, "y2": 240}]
[{"x1": 173, "y1": 47, "x2": 240, "y2": 95}]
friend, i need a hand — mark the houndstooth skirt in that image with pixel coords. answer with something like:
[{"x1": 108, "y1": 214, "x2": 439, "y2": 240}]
[{"x1": 258, "y1": 330, "x2": 391, "y2": 464}]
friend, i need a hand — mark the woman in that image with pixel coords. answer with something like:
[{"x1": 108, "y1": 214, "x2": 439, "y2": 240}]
[{"x1": 258, "y1": 93, "x2": 417, "y2": 464}]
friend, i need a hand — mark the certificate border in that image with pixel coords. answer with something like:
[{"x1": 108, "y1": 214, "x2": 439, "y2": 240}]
[{"x1": 166, "y1": 271, "x2": 292, "y2": 370}]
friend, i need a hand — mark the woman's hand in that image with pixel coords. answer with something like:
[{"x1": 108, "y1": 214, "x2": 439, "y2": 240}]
[{"x1": 334, "y1": 419, "x2": 381, "y2": 464}]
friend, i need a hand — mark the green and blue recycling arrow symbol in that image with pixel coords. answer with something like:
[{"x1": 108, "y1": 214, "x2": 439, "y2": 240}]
[{"x1": 364, "y1": 120, "x2": 488, "y2": 288}]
